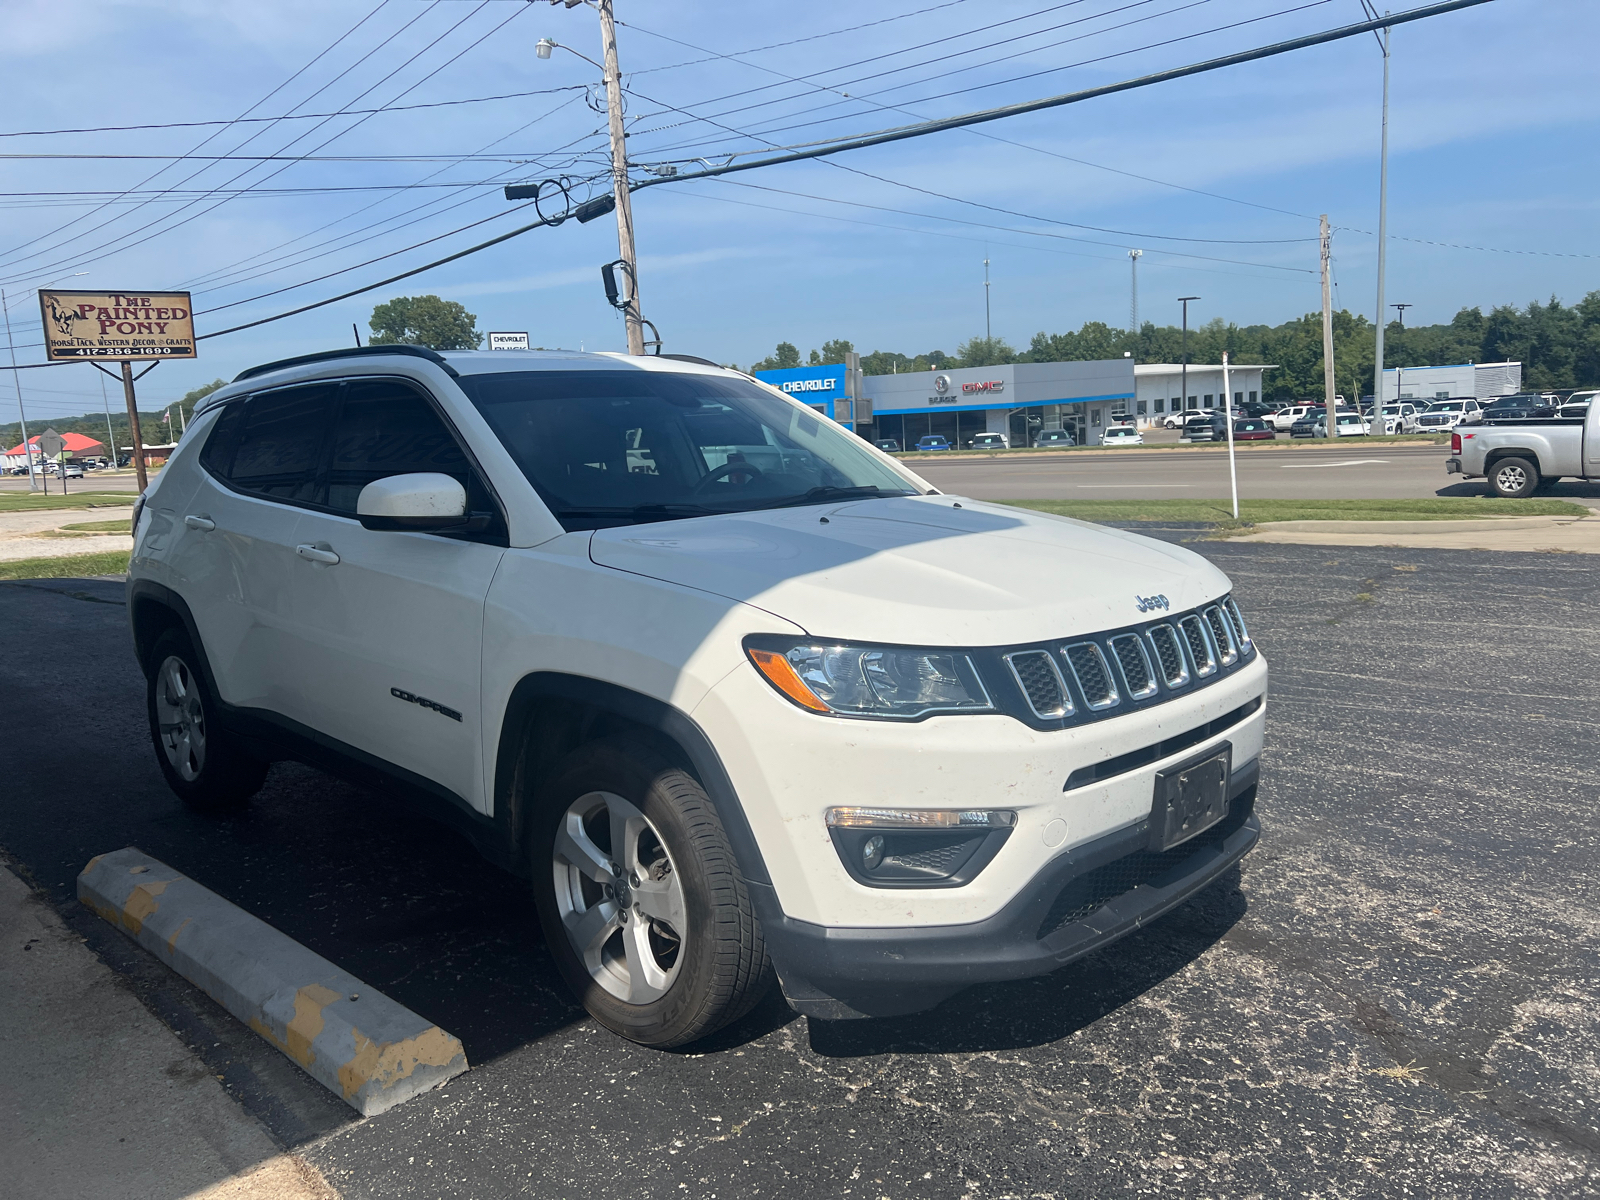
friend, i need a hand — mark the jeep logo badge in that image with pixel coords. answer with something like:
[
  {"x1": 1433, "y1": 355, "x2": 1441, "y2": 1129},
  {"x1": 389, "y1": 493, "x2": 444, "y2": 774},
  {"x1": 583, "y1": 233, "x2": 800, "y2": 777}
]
[{"x1": 1135, "y1": 594, "x2": 1170, "y2": 612}]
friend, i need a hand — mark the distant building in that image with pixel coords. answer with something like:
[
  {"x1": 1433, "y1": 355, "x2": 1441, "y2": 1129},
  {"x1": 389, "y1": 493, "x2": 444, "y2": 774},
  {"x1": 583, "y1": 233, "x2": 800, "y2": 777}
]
[
  {"x1": 1133, "y1": 363, "x2": 1273, "y2": 426},
  {"x1": 1378, "y1": 361, "x2": 1521, "y2": 402},
  {"x1": 756, "y1": 359, "x2": 1138, "y2": 447}
]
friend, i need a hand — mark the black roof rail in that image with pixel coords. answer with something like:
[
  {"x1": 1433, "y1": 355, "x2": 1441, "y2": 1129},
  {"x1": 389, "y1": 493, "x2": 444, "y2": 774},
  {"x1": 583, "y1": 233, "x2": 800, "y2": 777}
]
[
  {"x1": 232, "y1": 344, "x2": 461, "y2": 383},
  {"x1": 656, "y1": 354, "x2": 725, "y2": 369}
]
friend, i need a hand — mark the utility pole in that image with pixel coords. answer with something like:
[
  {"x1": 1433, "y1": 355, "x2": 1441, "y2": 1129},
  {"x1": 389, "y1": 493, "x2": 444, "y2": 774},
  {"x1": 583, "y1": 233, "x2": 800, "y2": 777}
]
[
  {"x1": 2, "y1": 288, "x2": 40, "y2": 492},
  {"x1": 597, "y1": 0, "x2": 645, "y2": 355},
  {"x1": 983, "y1": 257, "x2": 991, "y2": 344},
  {"x1": 1320, "y1": 215, "x2": 1338, "y2": 429},
  {"x1": 1178, "y1": 297, "x2": 1199, "y2": 418},
  {"x1": 1371, "y1": 15, "x2": 1392, "y2": 414},
  {"x1": 1128, "y1": 250, "x2": 1142, "y2": 333}
]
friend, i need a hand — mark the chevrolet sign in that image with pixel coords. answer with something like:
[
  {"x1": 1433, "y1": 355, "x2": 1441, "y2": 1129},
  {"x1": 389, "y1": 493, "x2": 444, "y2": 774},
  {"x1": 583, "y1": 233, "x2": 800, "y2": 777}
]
[{"x1": 782, "y1": 378, "x2": 838, "y2": 394}]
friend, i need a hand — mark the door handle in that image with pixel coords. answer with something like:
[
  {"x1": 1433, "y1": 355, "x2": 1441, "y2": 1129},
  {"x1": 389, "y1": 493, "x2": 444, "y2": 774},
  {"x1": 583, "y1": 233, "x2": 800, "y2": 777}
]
[
  {"x1": 295, "y1": 543, "x2": 340, "y2": 565},
  {"x1": 184, "y1": 515, "x2": 216, "y2": 531}
]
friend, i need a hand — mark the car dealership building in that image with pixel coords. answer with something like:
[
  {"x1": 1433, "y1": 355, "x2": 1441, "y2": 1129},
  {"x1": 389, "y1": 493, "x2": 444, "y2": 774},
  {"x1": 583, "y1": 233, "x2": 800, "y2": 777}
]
[{"x1": 758, "y1": 359, "x2": 1137, "y2": 447}]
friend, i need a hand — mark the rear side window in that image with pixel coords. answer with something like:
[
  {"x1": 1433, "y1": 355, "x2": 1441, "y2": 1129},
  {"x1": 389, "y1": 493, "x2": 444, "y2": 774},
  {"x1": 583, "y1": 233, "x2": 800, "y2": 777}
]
[
  {"x1": 325, "y1": 379, "x2": 471, "y2": 513},
  {"x1": 206, "y1": 384, "x2": 335, "y2": 503}
]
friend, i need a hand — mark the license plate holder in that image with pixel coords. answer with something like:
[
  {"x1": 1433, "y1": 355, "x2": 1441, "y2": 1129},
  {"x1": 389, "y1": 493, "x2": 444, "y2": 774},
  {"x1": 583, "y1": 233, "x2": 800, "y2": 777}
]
[{"x1": 1150, "y1": 745, "x2": 1231, "y2": 852}]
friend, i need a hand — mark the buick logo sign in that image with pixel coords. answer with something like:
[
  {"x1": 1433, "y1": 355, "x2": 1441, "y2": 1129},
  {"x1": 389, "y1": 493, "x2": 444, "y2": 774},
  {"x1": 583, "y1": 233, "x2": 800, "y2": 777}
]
[{"x1": 933, "y1": 374, "x2": 950, "y2": 394}]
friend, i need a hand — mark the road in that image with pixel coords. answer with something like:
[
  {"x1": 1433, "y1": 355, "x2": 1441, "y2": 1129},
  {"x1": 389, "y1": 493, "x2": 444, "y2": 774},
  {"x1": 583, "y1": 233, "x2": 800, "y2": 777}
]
[
  {"x1": 2, "y1": 539, "x2": 1596, "y2": 1198},
  {"x1": 913, "y1": 443, "x2": 1486, "y2": 501}
]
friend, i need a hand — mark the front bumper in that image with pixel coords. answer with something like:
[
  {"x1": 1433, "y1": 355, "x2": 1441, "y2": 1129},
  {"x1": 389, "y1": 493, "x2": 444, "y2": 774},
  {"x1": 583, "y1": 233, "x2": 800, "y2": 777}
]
[{"x1": 769, "y1": 762, "x2": 1259, "y2": 1019}]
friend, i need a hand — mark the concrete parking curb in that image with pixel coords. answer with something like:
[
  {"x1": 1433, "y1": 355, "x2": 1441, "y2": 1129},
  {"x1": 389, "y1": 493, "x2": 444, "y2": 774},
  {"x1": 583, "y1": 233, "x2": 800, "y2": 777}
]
[
  {"x1": 78, "y1": 846, "x2": 467, "y2": 1116},
  {"x1": 1253, "y1": 515, "x2": 1593, "y2": 534}
]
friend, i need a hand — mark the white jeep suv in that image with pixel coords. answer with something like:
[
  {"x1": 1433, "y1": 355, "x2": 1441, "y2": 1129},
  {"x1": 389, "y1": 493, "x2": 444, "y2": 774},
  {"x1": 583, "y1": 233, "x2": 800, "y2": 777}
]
[{"x1": 128, "y1": 346, "x2": 1265, "y2": 1046}]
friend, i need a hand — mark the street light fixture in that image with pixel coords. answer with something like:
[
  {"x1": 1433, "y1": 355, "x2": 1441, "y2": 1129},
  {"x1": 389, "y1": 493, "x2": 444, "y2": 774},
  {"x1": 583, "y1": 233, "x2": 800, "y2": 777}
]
[{"x1": 536, "y1": 37, "x2": 555, "y2": 59}]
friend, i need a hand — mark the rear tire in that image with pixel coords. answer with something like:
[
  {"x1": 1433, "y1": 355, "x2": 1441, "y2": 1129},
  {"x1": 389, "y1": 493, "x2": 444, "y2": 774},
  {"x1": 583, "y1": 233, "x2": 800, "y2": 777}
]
[
  {"x1": 146, "y1": 628, "x2": 268, "y2": 810},
  {"x1": 531, "y1": 737, "x2": 771, "y2": 1048},
  {"x1": 1488, "y1": 456, "x2": 1540, "y2": 499}
]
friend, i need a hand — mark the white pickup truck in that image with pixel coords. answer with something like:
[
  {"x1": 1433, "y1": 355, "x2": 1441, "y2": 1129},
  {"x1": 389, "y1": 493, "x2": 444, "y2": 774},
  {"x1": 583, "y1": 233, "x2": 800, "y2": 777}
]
[{"x1": 1447, "y1": 402, "x2": 1600, "y2": 497}]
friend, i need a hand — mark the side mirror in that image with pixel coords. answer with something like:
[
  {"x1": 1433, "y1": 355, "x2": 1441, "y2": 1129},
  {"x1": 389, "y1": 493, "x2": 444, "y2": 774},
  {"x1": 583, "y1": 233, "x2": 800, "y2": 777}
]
[{"x1": 356, "y1": 473, "x2": 469, "y2": 531}]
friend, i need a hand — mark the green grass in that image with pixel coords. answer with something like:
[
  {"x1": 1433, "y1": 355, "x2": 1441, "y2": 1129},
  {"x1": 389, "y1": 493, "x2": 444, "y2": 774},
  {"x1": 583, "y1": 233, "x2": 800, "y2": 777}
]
[
  {"x1": 0, "y1": 491, "x2": 135, "y2": 513},
  {"x1": 1000, "y1": 497, "x2": 1593, "y2": 525},
  {"x1": 0, "y1": 550, "x2": 130, "y2": 580},
  {"x1": 59, "y1": 519, "x2": 134, "y2": 533}
]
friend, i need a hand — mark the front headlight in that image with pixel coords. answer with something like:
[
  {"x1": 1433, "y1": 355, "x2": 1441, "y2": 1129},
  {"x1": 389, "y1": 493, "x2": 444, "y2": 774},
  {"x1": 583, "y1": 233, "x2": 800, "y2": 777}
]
[{"x1": 745, "y1": 638, "x2": 993, "y2": 719}]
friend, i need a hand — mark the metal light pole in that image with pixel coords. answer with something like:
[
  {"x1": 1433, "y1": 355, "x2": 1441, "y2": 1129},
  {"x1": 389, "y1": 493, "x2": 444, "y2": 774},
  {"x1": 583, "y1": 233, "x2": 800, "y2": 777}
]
[
  {"x1": 1128, "y1": 250, "x2": 1142, "y2": 333},
  {"x1": 98, "y1": 372, "x2": 117, "y2": 472},
  {"x1": 983, "y1": 257, "x2": 992, "y2": 344},
  {"x1": 1371, "y1": 16, "x2": 1392, "y2": 414},
  {"x1": 2, "y1": 288, "x2": 39, "y2": 492},
  {"x1": 1178, "y1": 297, "x2": 1199, "y2": 417},
  {"x1": 1222, "y1": 351, "x2": 1239, "y2": 519}
]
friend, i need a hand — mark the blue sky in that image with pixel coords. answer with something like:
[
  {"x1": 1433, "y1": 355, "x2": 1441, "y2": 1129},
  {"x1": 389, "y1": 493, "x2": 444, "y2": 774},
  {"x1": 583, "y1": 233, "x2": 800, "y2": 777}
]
[{"x1": 1, "y1": 0, "x2": 1594, "y2": 419}]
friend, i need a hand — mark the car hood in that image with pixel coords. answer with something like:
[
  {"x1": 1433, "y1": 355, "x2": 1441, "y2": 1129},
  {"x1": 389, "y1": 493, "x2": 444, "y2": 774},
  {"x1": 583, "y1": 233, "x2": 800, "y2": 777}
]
[{"x1": 588, "y1": 495, "x2": 1231, "y2": 644}]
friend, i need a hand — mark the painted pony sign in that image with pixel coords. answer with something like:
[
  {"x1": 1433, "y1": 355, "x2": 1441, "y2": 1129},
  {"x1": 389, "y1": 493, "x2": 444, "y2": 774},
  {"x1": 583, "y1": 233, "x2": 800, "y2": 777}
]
[{"x1": 38, "y1": 290, "x2": 197, "y2": 360}]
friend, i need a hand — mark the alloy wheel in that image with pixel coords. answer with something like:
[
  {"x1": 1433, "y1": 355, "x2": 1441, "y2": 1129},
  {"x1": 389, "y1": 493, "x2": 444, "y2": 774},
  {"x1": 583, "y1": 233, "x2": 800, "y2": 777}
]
[
  {"x1": 1495, "y1": 464, "x2": 1528, "y2": 493},
  {"x1": 155, "y1": 655, "x2": 207, "y2": 781},
  {"x1": 552, "y1": 790, "x2": 687, "y2": 1004}
]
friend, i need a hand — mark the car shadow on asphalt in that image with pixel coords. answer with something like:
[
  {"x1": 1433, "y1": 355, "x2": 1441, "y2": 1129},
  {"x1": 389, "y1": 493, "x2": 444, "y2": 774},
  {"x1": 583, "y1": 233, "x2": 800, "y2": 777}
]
[{"x1": 803, "y1": 866, "x2": 1247, "y2": 1058}]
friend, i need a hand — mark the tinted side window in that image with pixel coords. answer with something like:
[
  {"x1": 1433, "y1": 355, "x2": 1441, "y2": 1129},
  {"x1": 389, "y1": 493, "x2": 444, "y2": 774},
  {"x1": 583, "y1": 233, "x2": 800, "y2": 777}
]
[
  {"x1": 198, "y1": 400, "x2": 247, "y2": 478},
  {"x1": 226, "y1": 384, "x2": 335, "y2": 503},
  {"x1": 325, "y1": 379, "x2": 470, "y2": 514}
]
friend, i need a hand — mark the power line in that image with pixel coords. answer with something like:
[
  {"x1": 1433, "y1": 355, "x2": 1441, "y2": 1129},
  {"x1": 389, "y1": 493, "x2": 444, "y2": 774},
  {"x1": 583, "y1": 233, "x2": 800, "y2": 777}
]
[
  {"x1": 0, "y1": 87, "x2": 586, "y2": 139},
  {"x1": 0, "y1": 1, "x2": 527, "y2": 288},
  {"x1": 11, "y1": 0, "x2": 1481, "y2": 358},
  {"x1": 0, "y1": 0, "x2": 404, "y2": 275}
]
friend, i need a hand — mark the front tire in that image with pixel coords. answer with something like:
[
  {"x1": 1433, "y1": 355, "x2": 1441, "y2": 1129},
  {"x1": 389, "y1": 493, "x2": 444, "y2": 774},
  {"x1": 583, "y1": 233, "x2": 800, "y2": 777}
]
[
  {"x1": 146, "y1": 629, "x2": 268, "y2": 810},
  {"x1": 1489, "y1": 456, "x2": 1540, "y2": 498},
  {"x1": 531, "y1": 737, "x2": 771, "y2": 1048}
]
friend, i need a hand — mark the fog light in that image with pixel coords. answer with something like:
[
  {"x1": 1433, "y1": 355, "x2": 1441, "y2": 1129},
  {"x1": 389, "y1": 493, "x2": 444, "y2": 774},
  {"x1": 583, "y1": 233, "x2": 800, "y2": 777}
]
[
  {"x1": 825, "y1": 807, "x2": 1015, "y2": 829},
  {"x1": 862, "y1": 836, "x2": 885, "y2": 871}
]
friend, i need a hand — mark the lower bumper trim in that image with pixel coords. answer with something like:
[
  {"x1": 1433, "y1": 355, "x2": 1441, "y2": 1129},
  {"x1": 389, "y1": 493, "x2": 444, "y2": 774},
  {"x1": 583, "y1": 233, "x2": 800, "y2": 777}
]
[{"x1": 768, "y1": 763, "x2": 1259, "y2": 1019}]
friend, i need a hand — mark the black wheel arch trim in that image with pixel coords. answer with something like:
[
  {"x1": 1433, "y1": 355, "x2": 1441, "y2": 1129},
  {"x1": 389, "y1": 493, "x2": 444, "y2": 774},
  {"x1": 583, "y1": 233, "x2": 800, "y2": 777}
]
[{"x1": 493, "y1": 672, "x2": 774, "y2": 889}]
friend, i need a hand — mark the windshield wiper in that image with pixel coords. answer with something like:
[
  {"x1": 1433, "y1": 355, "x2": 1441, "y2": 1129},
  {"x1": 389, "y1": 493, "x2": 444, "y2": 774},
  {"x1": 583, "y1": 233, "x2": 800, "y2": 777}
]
[
  {"x1": 554, "y1": 503, "x2": 724, "y2": 523},
  {"x1": 753, "y1": 485, "x2": 910, "y2": 511}
]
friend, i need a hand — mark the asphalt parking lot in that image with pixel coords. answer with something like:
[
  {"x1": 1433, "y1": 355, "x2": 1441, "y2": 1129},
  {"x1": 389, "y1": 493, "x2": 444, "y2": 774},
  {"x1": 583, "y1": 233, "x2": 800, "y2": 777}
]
[{"x1": 2, "y1": 536, "x2": 1597, "y2": 1199}]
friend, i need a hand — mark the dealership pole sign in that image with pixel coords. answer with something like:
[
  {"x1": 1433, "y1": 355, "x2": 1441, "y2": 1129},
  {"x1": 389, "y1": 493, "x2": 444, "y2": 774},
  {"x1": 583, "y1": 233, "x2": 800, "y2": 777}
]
[{"x1": 38, "y1": 290, "x2": 197, "y2": 361}]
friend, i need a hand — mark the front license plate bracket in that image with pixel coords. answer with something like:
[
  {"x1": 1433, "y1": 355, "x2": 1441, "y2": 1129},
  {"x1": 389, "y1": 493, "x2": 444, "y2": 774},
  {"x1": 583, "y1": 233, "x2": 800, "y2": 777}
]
[{"x1": 1150, "y1": 744, "x2": 1231, "y2": 852}]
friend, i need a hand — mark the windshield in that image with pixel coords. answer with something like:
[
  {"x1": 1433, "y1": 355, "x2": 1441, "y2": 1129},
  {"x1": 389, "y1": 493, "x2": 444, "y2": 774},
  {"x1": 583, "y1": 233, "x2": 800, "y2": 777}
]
[{"x1": 457, "y1": 369, "x2": 922, "y2": 529}]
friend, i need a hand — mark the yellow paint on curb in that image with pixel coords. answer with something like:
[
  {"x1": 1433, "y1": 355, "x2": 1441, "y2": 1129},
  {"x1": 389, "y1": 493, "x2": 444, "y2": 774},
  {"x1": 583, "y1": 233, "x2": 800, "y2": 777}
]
[
  {"x1": 166, "y1": 916, "x2": 192, "y2": 957},
  {"x1": 121, "y1": 878, "x2": 173, "y2": 935},
  {"x1": 337, "y1": 1025, "x2": 463, "y2": 1101},
  {"x1": 249, "y1": 984, "x2": 341, "y2": 1071}
]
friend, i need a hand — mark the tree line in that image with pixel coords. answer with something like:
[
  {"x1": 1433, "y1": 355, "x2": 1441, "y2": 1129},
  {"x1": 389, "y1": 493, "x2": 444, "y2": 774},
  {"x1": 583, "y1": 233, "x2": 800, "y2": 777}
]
[
  {"x1": 746, "y1": 290, "x2": 1600, "y2": 402},
  {"x1": 1, "y1": 378, "x2": 226, "y2": 454}
]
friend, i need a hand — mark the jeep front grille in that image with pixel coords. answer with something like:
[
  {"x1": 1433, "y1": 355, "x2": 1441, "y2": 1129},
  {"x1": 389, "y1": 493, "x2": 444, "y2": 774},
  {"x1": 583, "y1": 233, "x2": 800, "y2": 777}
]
[
  {"x1": 1224, "y1": 598, "x2": 1251, "y2": 653},
  {"x1": 1146, "y1": 624, "x2": 1190, "y2": 688},
  {"x1": 1108, "y1": 633, "x2": 1158, "y2": 700},
  {"x1": 1178, "y1": 614, "x2": 1217, "y2": 677},
  {"x1": 1204, "y1": 605, "x2": 1239, "y2": 666},
  {"x1": 1004, "y1": 650, "x2": 1073, "y2": 719},
  {"x1": 1064, "y1": 643, "x2": 1119, "y2": 710}
]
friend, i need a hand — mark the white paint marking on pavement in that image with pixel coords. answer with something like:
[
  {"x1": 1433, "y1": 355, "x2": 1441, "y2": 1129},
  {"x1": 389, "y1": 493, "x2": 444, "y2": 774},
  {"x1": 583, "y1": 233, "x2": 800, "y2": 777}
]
[
  {"x1": 1279, "y1": 459, "x2": 1391, "y2": 469},
  {"x1": 1075, "y1": 484, "x2": 1194, "y2": 489}
]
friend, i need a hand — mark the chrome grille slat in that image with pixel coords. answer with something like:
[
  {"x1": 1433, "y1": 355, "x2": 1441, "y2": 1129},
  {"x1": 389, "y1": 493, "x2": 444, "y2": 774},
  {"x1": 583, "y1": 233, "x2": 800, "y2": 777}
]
[
  {"x1": 1003, "y1": 650, "x2": 1073, "y2": 719},
  {"x1": 1108, "y1": 633, "x2": 1159, "y2": 700},
  {"x1": 1204, "y1": 605, "x2": 1239, "y2": 666},
  {"x1": 1063, "y1": 643, "x2": 1119, "y2": 710},
  {"x1": 1146, "y1": 623, "x2": 1190, "y2": 688},
  {"x1": 1225, "y1": 597, "x2": 1252, "y2": 652},
  {"x1": 1178, "y1": 614, "x2": 1217, "y2": 677}
]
